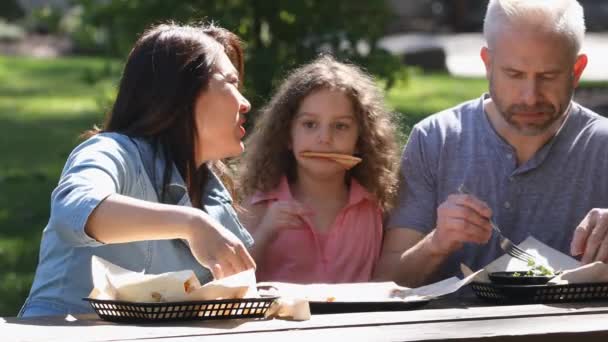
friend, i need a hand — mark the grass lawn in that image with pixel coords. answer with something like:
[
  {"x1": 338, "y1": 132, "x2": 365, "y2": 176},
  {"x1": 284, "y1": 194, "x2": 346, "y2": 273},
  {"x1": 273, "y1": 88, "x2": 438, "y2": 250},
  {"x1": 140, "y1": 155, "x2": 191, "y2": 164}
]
[
  {"x1": 0, "y1": 55, "x2": 489, "y2": 316},
  {"x1": 387, "y1": 71, "x2": 487, "y2": 141},
  {"x1": 0, "y1": 55, "x2": 119, "y2": 316}
]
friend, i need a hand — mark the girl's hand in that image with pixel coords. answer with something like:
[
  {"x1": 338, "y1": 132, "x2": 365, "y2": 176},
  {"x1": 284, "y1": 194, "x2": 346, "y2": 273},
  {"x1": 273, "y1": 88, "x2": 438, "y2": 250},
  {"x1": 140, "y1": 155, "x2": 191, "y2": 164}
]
[
  {"x1": 257, "y1": 200, "x2": 313, "y2": 239},
  {"x1": 185, "y1": 212, "x2": 256, "y2": 279}
]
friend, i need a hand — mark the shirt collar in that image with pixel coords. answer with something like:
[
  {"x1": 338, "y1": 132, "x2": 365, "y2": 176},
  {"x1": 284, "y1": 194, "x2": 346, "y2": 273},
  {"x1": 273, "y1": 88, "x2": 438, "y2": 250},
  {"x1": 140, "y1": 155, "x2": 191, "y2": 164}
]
[
  {"x1": 250, "y1": 175, "x2": 374, "y2": 207},
  {"x1": 249, "y1": 176, "x2": 292, "y2": 204},
  {"x1": 131, "y1": 137, "x2": 187, "y2": 187},
  {"x1": 130, "y1": 136, "x2": 232, "y2": 205}
]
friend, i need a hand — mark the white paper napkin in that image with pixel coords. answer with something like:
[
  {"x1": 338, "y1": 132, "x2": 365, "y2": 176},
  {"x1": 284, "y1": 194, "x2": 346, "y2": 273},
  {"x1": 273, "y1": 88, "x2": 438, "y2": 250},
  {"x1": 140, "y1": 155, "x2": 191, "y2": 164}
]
[
  {"x1": 257, "y1": 275, "x2": 485, "y2": 305},
  {"x1": 257, "y1": 281, "x2": 424, "y2": 302}
]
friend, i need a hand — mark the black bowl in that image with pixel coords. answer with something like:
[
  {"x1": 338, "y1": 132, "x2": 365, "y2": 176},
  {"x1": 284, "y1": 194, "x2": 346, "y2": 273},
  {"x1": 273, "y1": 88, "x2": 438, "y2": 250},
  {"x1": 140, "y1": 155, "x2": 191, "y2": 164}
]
[{"x1": 489, "y1": 271, "x2": 554, "y2": 285}]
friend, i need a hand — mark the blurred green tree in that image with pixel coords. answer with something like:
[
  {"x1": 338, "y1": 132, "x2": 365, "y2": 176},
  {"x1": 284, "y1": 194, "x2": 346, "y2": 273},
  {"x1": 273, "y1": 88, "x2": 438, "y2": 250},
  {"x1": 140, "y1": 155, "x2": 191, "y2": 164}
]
[
  {"x1": 0, "y1": 0, "x2": 24, "y2": 21},
  {"x1": 73, "y1": 0, "x2": 405, "y2": 110}
]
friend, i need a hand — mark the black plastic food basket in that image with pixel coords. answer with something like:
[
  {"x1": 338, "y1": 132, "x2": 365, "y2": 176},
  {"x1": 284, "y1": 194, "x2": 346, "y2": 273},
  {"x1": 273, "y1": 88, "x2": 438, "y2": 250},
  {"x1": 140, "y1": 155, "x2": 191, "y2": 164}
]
[
  {"x1": 471, "y1": 281, "x2": 608, "y2": 304},
  {"x1": 84, "y1": 297, "x2": 276, "y2": 323}
]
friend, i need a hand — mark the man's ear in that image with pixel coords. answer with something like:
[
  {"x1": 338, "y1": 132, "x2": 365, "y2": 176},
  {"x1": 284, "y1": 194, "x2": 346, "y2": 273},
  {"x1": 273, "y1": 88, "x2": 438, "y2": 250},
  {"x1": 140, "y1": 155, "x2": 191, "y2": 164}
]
[
  {"x1": 480, "y1": 47, "x2": 492, "y2": 79},
  {"x1": 573, "y1": 54, "x2": 588, "y2": 87}
]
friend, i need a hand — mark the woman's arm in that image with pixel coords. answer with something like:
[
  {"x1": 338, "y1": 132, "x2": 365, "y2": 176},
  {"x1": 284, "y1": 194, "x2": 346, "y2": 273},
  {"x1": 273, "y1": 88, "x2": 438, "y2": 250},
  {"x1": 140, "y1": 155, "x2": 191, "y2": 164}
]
[
  {"x1": 51, "y1": 135, "x2": 254, "y2": 278},
  {"x1": 85, "y1": 193, "x2": 200, "y2": 243},
  {"x1": 86, "y1": 193, "x2": 255, "y2": 279}
]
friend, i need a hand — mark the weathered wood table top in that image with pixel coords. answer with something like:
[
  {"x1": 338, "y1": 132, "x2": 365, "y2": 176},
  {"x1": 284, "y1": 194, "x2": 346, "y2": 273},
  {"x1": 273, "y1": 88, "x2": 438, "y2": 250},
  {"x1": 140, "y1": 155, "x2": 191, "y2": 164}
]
[{"x1": 4, "y1": 298, "x2": 608, "y2": 341}]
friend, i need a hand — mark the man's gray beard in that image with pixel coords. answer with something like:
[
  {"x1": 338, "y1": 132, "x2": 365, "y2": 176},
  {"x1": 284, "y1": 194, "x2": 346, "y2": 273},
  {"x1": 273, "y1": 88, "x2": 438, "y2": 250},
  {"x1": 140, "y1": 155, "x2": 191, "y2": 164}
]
[{"x1": 489, "y1": 83, "x2": 574, "y2": 137}]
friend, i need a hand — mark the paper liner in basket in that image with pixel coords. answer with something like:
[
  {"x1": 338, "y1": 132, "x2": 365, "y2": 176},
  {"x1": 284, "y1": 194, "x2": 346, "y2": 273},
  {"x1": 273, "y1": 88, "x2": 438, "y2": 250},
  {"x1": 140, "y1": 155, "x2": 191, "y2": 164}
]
[
  {"x1": 88, "y1": 256, "x2": 257, "y2": 303},
  {"x1": 461, "y1": 236, "x2": 608, "y2": 285}
]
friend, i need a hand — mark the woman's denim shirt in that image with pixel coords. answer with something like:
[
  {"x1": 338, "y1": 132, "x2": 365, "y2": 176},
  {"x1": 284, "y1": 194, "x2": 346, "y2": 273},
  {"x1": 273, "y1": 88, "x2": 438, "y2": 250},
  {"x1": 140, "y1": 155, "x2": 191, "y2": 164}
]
[{"x1": 19, "y1": 132, "x2": 253, "y2": 317}]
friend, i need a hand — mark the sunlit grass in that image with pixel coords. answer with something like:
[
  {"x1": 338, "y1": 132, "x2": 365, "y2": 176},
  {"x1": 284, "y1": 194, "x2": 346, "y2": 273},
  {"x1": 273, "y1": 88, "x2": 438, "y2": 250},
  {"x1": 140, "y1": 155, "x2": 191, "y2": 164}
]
[
  {"x1": 387, "y1": 70, "x2": 487, "y2": 139},
  {"x1": 0, "y1": 55, "x2": 118, "y2": 316}
]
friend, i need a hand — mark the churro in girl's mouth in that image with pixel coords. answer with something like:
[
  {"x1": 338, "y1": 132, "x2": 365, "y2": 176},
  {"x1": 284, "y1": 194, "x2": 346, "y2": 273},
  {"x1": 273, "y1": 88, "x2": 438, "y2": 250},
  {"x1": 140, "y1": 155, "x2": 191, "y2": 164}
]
[{"x1": 300, "y1": 151, "x2": 362, "y2": 170}]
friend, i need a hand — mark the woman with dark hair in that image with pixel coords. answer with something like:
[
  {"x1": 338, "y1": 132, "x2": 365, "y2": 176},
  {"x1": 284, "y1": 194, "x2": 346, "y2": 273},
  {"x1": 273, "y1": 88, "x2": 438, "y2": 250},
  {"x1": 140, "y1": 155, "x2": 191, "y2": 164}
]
[{"x1": 20, "y1": 22, "x2": 255, "y2": 317}]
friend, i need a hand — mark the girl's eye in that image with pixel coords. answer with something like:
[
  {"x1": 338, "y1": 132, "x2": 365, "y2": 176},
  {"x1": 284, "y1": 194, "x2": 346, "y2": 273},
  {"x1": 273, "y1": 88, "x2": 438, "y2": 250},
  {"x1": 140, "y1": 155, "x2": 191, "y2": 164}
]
[
  {"x1": 303, "y1": 121, "x2": 317, "y2": 129},
  {"x1": 335, "y1": 122, "x2": 350, "y2": 130}
]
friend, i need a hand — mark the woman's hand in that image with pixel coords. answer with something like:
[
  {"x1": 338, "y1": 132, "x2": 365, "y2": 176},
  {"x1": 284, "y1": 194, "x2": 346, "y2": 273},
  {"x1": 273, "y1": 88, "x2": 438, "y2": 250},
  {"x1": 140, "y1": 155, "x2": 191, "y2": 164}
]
[{"x1": 185, "y1": 212, "x2": 256, "y2": 279}]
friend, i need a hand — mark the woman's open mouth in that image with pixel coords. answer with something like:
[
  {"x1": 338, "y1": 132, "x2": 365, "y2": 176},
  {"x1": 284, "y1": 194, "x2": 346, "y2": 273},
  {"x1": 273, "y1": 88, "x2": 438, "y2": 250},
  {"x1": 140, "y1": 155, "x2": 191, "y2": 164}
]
[{"x1": 238, "y1": 118, "x2": 246, "y2": 137}]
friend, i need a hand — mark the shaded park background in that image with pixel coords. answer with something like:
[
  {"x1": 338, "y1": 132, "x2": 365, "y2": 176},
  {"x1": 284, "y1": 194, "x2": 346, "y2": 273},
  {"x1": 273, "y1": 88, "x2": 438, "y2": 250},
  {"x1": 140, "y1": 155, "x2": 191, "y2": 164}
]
[{"x1": 1, "y1": 0, "x2": 607, "y2": 316}]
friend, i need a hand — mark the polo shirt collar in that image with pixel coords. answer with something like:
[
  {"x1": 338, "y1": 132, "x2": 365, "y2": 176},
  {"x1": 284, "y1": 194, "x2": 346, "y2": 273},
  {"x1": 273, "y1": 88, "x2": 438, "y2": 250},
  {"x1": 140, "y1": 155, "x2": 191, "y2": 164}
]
[{"x1": 250, "y1": 175, "x2": 373, "y2": 208}]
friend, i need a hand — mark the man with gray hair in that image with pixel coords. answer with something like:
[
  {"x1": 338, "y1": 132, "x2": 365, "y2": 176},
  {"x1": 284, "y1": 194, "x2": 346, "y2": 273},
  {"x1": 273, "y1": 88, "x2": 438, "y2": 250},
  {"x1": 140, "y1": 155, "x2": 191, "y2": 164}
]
[{"x1": 375, "y1": 0, "x2": 608, "y2": 287}]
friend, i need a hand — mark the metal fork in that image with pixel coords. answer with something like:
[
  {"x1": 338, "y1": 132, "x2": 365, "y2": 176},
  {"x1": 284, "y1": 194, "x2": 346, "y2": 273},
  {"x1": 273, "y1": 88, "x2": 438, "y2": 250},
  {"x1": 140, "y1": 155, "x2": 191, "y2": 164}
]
[{"x1": 457, "y1": 184, "x2": 537, "y2": 263}]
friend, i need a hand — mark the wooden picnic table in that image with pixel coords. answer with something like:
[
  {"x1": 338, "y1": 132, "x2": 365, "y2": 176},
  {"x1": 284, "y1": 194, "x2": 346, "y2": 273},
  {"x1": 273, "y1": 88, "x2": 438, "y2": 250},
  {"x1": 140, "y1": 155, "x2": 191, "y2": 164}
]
[{"x1": 3, "y1": 297, "x2": 608, "y2": 341}]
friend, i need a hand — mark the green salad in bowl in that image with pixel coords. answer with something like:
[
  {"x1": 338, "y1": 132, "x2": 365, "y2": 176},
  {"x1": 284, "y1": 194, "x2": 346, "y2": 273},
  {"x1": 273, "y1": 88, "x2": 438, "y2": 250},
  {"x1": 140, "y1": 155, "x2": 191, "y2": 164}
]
[{"x1": 490, "y1": 260, "x2": 557, "y2": 285}]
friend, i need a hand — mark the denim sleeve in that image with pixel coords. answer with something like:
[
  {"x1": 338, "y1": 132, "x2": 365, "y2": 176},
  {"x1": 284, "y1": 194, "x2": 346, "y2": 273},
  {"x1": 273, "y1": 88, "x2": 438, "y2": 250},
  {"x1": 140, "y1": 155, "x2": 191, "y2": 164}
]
[
  {"x1": 48, "y1": 134, "x2": 138, "y2": 247},
  {"x1": 386, "y1": 125, "x2": 438, "y2": 234}
]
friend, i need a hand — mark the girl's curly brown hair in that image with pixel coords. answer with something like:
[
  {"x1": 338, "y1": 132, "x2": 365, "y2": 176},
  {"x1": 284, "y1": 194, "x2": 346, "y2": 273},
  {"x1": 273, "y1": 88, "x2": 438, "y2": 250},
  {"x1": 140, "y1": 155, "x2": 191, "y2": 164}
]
[{"x1": 238, "y1": 55, "x2": 400, "y2": 213}]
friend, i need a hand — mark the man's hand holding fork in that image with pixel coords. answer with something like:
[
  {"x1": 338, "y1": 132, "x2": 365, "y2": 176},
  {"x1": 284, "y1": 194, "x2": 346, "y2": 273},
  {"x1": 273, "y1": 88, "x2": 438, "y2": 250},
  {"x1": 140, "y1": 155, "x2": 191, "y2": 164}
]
[{"x1": 427, "y1": 188, "x2": 494, "y2": 257}]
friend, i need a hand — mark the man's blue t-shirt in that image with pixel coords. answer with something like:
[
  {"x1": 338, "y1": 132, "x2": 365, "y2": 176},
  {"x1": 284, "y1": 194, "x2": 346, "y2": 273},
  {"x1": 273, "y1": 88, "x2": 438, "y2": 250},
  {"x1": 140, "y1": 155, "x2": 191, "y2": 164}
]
[{"x1": 388, "y1": 94, "x2": 608, "y2": 280}]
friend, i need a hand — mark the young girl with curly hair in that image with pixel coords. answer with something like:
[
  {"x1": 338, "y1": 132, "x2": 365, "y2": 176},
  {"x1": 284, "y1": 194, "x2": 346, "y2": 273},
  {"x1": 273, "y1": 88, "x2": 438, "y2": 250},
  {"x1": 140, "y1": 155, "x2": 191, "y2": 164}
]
[{"x1": 238, "y1": 55, "x2": 400, "y2": 283}]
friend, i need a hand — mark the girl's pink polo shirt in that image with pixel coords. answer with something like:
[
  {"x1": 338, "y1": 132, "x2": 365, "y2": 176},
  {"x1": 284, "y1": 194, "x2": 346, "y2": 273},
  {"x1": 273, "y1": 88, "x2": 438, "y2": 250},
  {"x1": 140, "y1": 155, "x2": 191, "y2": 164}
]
[{"x1": 249, "y1": 176, "x2": 383, "y2": 283}]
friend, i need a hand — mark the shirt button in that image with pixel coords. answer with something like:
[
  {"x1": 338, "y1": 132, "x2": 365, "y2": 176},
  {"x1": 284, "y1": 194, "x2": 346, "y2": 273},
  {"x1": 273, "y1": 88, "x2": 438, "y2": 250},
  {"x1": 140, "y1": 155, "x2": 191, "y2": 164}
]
[
  {"x1": 504, "y1": 201, "x2": 511, "y2": 209},
  {"x1": 506, "y1": 154, "x2": 513, "y2": 160}
]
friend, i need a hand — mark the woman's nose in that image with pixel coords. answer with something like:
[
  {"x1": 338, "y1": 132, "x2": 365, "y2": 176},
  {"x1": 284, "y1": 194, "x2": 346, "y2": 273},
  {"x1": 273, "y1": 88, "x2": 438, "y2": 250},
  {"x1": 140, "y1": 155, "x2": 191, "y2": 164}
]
[{"x1": 239, "y1": 95, "x2": 251, "y2": 114}]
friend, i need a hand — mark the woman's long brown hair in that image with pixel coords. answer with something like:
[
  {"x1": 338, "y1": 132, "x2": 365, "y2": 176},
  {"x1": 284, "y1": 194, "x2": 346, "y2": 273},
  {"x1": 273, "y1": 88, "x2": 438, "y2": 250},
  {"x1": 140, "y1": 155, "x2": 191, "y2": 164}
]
[{"x1": 83, "y1": 22, "x2": 245, "y2": 208}]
